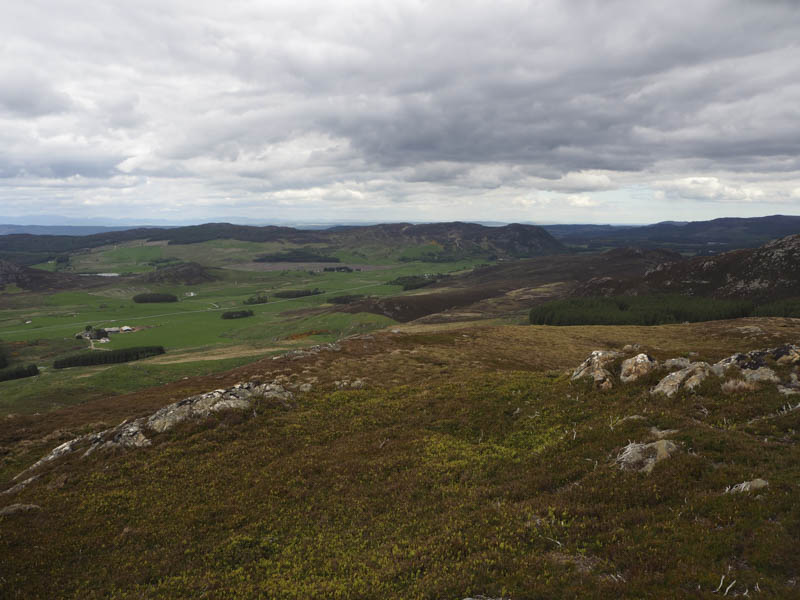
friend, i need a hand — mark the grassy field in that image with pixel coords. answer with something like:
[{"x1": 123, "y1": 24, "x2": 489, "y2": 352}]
[{"x1": 0, "y1": 256, "x2": 482, "y2": 414}]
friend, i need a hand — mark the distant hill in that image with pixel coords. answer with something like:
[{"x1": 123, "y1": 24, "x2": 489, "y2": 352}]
[
  {"x1": 0, "y1": 221, "x2": 565, "y2": 265},
  {"x1": 0, "y1": 260, "x2": 103, "y2": 292},
  {"x1": 577, "y1": 233, "x2": 800, "y2": 301},
  {"x1": 547, "y1": 215, "x2": 800, "y2": 253},
  {"x1": 328, "y1": 222, "x2": 565, "y2": 259},
  {"x1": 343, "y1": 247, "x2": 682, "y2": 322},
  {"x1": 0, "y1": 224, "x2": 162, "y2": 236}
]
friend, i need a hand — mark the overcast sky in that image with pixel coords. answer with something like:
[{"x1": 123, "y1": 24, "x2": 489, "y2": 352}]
[{"x1": 1, "y1": 0, "x2": 799, "y2": 225}]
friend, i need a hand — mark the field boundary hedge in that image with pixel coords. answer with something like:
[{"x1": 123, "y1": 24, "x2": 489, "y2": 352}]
[
  {"x1": 0, "y1": 364, "x2": 39, "y2": 382},
  {"x1": 54, "y1": 346, "x2": 165, "y2": 369},
  {"x1": 133, "y1": 293, "x2": 178, "y2": 303}
]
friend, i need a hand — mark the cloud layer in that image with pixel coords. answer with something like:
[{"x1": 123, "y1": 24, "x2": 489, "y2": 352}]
[{"x1": 2, "y1": 0, "x2": 799, "y2": 223}]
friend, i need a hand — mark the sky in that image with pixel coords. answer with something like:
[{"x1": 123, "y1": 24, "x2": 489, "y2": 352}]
[{"x1": 1, "y1": 0, "x2": 800, "y2": 225}]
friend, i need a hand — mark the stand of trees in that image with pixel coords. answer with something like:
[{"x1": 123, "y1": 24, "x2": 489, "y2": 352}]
[
  {"x1": 221, "y1": 310, "x2": 254, "y2": 319},
  {"x1": 243, "y1": 294, "x2": 269, "y2": 305},
  {"x1": 133, "y1": 293, "x2": 178, "y2": 303},
  {"x1": 273, "y1": 288, "x2": 324, "y2": 299},
  {"x1": 54, "y1": 346, "x2": 165, "y2": 369},
  {"x1": 0, "y1": 364, "x2": 39, "y2": 382},
  {"x1": 529, "y1": 295, "x2": 756, "y2": 326}
]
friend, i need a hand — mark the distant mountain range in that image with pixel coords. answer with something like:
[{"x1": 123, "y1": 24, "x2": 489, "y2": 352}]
[
  {"x1": 543, "y1": 215, "x2": 800, "y2": 253},
  {"x1": 0, "y1": 222, "x2": 565, "y2": 267},
  {"x1": 1, "y1": 215, "x2": 799, "y2": 267}
]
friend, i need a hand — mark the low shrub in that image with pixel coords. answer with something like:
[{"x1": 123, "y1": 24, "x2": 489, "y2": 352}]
[
  {"x1": 132, "y1": 293, "x2": 178, "y2": 303},
  {"x1": 243, "y1": 294, "x2": 269, "y2": 305},
  {"x1": 0, "y1": 364, "x2": 39, "y2": 382},
  {"x1": 54, "y1": 346, "x2": 165, "y2": 369}
]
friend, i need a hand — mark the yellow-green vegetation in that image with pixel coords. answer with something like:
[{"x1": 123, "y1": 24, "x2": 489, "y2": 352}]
[{"x1": 1, "y1": 319, "x2": 799, "y2": 598}]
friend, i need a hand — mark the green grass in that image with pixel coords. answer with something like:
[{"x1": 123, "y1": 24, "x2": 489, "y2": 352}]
[{"x1": 0, "y1": 258, "x2": 483, "y2": 414}]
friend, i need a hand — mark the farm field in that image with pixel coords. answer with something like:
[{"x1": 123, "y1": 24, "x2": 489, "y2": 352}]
[{"x1": 0, "y1": 251, "x2": 483, "y2": 415}]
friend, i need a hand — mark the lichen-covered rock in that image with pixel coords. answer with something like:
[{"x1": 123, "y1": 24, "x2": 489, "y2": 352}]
[
  {"x1": 743, "y1": 367, "x2": 780, "y2": 384},
  {"x1": 651, "y1": 362, "x2": 711, "y2": 397},
  {"x1": 1, "y1": 475, "x2": 38, "y2": 496},
  {"x1": 663, "y1": 357, "x2": 691, "y2": 371},
  {"x1": 571, "y1": 350, "x2": 622, "y2": 390},
  {"x1": 620, "y1": 353, "x2": 658, "y2": 383},
  {"x1": 774, "y1": 344, "x2": 800, "y2": 365},
  {"x1": 615, "y1": 440, "x2": 678, "y2": 473},
  {"x1": 0, "y1": 503, "x2": 40, "y2": 516},
  {"x1": 725, "y1": 479, "x2": 768, "y2": 493}
]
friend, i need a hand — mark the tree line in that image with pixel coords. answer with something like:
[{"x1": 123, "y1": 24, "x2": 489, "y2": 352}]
[{"x1": 54, "y1": 346, "x2": 166, "y2": 369}]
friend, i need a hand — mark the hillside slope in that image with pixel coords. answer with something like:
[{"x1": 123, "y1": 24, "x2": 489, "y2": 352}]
[
  {"x1": 578, "y1": 234, "x2": 800, "y2": 301},
  {"x1": 2, "y1": 318, "x2": 799, "y2": 598},
  {"x1": 0, "y1": 259, "x2": 103, "y2": 292},
  {"x1": 343, "y1": 248, "x2": 682, "y2": 322}
]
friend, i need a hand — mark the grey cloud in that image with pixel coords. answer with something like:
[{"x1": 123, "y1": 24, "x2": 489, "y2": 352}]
[
  {"x1": 1, "y1": 0, "x2": 800, "y2": 221},
  {"x1": 0, "y1": 69, "x2": 72, "y2": 117}
]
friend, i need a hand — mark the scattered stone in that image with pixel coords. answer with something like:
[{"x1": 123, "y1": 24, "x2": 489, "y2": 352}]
[
  {"x1": 298, "y1": 383, "x2": 313, "y2": 393},
  {"x1": 571, "y1": 350, "x2": 622, "y2": 390},
  {"x1": 619, "y1": 415, "x2": 647, "y2": 424},
  {"x1": 725, "y1": 479, "x2": 768, "y2": 494},
  {"x1": 651, "y1": 363, "x2": 711, "y2": 397},
  {"x1": 778, "y1": 385, "x2": 799, "y2": 396},
  {"x1": 350, "y1": 379, "x2": 366, "y2": 389},
  {"x1": 774, "y1": 345, "x2": 800, "y2": 365},
  {"x1": 1, "y1": 475, "x2": 38, "y2": 496},
  {"x1": 622, "y1": 343, "x2": 642, "y2": 353},
  {"x1": 735, "y1": 325, "x2": 766, "y2": 336},
  {"x1": 0, "y1": 503, "x2": 40, "y2": 516},
  {"x1": 615, "y1": 440, "x2": 678, "y2": 473},
  {"x1": 743, "y1": 367, "x2": 780, "y2": 384},
  {"x1": 620, "y1": 353, "x2": 658, "y2": 383},
  {"x1": 650, "y1": 426, "x2": 679, "y2": 440},
  {"x1": 664, "y1": 357, "x2": 691, "y2": 371}
]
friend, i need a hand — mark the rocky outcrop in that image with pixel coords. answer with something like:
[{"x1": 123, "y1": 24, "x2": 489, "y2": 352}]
[
  {"x1": 276, "y1": 343, "x2": 341, "y2": 361},
  {"x1": 573, "y1": 343, "x2": 799, "y2": 398},
  {"x1": 571, "y1": 350, "x2": 622, "y2": 390},
  {"x1": 620, "y1": 353, "x2": 658, "y2": 383},
  {"x1": 615, "y1": 440, "x2": 679, "y2": 473},
  {"x1": 651, "y1": 362, "x2": 711, "y2": 397},
  {"x1": 14, "y1": 378, "x2": 296, "y2": 482}
]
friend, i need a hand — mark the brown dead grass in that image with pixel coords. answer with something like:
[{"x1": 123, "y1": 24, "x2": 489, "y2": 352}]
[{"x1": 143, "y1": 346, "x2": 278, "y2": 364}]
